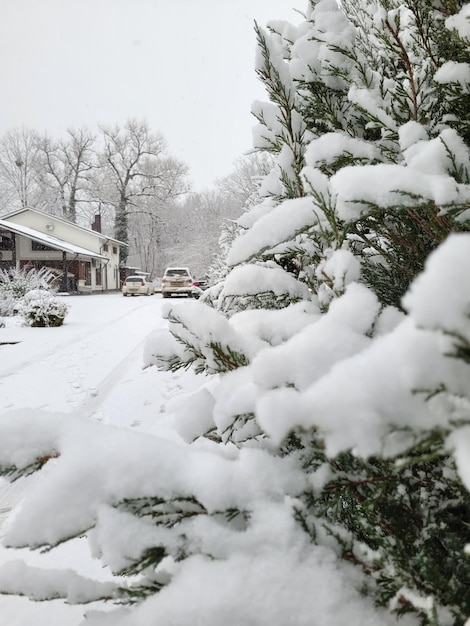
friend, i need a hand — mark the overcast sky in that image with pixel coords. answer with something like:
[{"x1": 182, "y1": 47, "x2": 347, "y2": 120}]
[{"x1": 0, "y1": 0, "x2": 300, "y2": 191}]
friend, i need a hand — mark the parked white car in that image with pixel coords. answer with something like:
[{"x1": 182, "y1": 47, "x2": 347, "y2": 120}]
[
  {"x1": 122, "y1": 276, "x2": 155, "y2": 296},
  {"x1": 161, "y1": 267, "x2": 194, "y2": 298}
]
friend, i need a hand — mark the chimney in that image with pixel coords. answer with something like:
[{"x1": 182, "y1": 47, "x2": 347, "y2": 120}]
[{"x1": 91, "y1": 214, "x2": 102, "y2": 233}]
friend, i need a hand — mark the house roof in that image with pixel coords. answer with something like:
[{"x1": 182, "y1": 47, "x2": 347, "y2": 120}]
[
  {"x1": 1, "y1": 207, "x2": 126, "y2": 246},
  {"x1": 0, "y1": 219, "x2": 108, "y2": 260}
]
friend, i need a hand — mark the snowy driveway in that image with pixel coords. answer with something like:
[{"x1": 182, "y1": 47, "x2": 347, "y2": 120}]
[
  {"x1": 0, "y1": 293, "x2": 200, "y2": 626},
  {"x1": 0, "y1": 293, "x2": 167, "y2": 415}
]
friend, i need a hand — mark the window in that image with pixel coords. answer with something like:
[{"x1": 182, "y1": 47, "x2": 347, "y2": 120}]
[
  {"x1": 165, "y1": 268, "x2": 191, "y2": 278},
  {"x1": 95, "y1": 266, "x2": 102, "y2": 286},
  {"x1": 32, "y1": 240, "x2": 54, "y2": 252},
  {"x1": 0, "y1": 235, "x2": 13, "y2": 250},
  {"x1": 102, "y1": 244, "x2": 109, "y2": 252},
  {"x1": 113, "y1": 246, "x2": 118, "y2": 255}
]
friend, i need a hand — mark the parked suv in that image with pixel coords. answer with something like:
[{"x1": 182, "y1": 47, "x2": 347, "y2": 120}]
[
  {"x1": 161, "y1": 267, "x2": 194, "y2": 298},
  {"x1": 122, "y1": 276, "x2": 155, "y2": 296}
]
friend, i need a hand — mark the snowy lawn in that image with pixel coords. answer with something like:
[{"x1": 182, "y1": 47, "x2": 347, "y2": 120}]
[
  {"x1": 0, "y1": 293, "x2": 201, "y2": 424},
  {"x1": 0, "y1": 293, "x2": 202, "y2": 626}
]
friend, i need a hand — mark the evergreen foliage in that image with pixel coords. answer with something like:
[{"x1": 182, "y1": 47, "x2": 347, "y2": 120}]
[
  {"x1": 286, "y1": 429, "x2": 470, "y2": 624},
  {"x1": 150, "y1": 0, "x2": 470, "y2": 622},
  {"x1": 114, "y1": 203, "x2": 129, "y2": 264}
]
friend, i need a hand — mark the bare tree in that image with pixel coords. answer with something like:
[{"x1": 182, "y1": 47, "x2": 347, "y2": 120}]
[
  {"x1": 161, "y1": 189, "x2": 235, "y2": 276},
  {"x1": 216, "y1": 151, "x2": 275, "y2": 210},
  {"x1": 0, "y1": 127, "x2": 42, "y2": 213},
  {"x1": 36, "y1": 128, "x2": 96, "y2": 222},
  {"x1": 98, "y1": 119, "x2": 190, "y2": 263},
  {"x1": 152, "y1": 154, "x2": 275, "y2": 277},
  {"x1": 127, "y1": 194, "x2": 169, "y2": 277}
]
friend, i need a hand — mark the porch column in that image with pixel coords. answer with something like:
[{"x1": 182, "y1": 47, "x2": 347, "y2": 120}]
[
  {"x1": 61, "y1": 251, "x2": 68, "y2": 292},
  {"x1": 12, "y1": 234, "x2": 18, "y2": 269}
]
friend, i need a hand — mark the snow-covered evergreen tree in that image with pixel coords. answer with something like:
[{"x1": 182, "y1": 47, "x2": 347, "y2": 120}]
[{"x1": 1, "y1": 1, "x2": 470, "y2": 625}]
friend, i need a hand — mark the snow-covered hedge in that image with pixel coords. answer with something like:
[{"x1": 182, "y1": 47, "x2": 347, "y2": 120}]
[
  {"x1": 0, "y1": 268, "x2": 55, "y2": 317},
  {"x1": 0, "y1": 291, "x2": 16, "y2": 317},
  {"x1": 19, "y1": 290, "x2": 68, "y2": 328}
]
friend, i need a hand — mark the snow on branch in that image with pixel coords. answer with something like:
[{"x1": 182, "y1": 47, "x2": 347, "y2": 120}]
[{"x1": 0, "y1": 560, "x2": 117, "y2": 604}]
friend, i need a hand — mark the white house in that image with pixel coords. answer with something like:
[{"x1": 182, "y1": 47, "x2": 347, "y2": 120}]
[{"x1": 0, "y1": 208, "x2": 126, "y2": 293}]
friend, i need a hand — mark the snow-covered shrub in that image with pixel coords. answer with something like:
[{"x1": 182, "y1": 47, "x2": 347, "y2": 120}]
[
  {"x1": 0, "y1": 268, "x2": 55, "y2": 316},
  {"x1": 144, "y1": 1, "x2": 470, "y2": 623},
  {"x1": 0, "y1": 290, "x2": 17, "y2": 317},
  {"x1": 216, "y1": 263, "x2": 312, "y2": 315},
  {"x1": 19, "y1": 289, "x2": 68, "y2": 327}
]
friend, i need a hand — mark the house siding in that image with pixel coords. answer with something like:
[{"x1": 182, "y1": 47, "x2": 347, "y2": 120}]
[
  {"x1": 2, "y1": 210, "x2": 123, "y2": 293},
  {"x1": 6, "y1": 212, "x2": 103, "y2": 254}
]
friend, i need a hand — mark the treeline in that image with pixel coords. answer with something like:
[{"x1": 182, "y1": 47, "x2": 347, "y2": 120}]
[{"x1": 0, "y1": 120, "x2": 272, "y2": 276}]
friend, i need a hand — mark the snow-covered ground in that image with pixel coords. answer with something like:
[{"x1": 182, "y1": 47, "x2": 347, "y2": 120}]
[{"x1": 0, "y1": 293, "x2": 201, "y2": 626}]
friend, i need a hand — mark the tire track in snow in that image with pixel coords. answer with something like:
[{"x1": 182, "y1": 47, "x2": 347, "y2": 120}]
[
  {"x1": 0, "y1": 297, "x2": 165, "y2": 413},
  {"x1": 0, "y1": 297, "x2": 157, "y2": 380}
]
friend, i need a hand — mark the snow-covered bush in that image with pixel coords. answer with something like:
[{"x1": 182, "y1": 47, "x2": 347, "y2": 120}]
[
  {"x1": 145, "y1": 1, "x2": 470, "y2": 623},
  {"x1": 19, "y1": 289, "x2": 68, "y2": 327},
  {"x1": 0, "y1": 290, "x2": 17, "y2": 317},
  {"x1": 0, "y1": 267, "x2": 55, "y2": 317}
]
